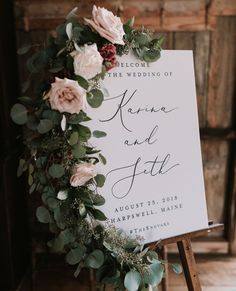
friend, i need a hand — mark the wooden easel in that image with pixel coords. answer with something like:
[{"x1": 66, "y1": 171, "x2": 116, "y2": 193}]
[
  {"x1": 151, "y1": 222, "x2": 224, "y2": 291},
  {"x1": 89, "y1": 222, "x2": 223, "y2": 291}
]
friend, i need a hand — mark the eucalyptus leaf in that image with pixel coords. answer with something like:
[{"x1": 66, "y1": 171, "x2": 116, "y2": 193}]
[
  {"x1": 69, "y1": 131, "x2": 79, "y2": 145},
  {"x1": 47, "y1": 197, "x2": 59, "y2": 209},
  {"x1": 79, "y1": 203, "x2": 87, "y2": 217},
  {"x1": 171, "y1": 263, "x2": 183, "y2": 274},
  {"x1": 99, "y1": 153, "x2": 107, "y2": 165},
  {"x1": 134, "y1": 32, "x2": 151, "y2": 47},
  {"x1": 92, "y1": 194, "x2": 105, "y2": 206},
  {"x1": 29, "y1": 183, "x2": 36, "y2": 194},
  {"x1": 78, "y1": 124, "x2": 91, "y2": 140},
  {"x1": 59, "y1": 229, "x2": 76, "y2": 245},
  {"x1": 54, "y1": 207, "x2": 66, "y2": 229},
  {"x1": 87, "y1": 89, "x2": 104, "y2": 108},
  {"x1": 66, "y1": 245, "x2": 86, "y2": 265},
  {"x1": 94, "y1": 174, "x2": 106, "y2": 188},
  {"x1": 75, "y1": 75, "x2": 89, "y2": 90},
  {"x1": 28, "y1": 174, "x2": 33, "y2": 186},
  {"x1": 17, "y1": 158, "x2": 27, "y2": 177},
  {"x1": 93, "y1": 130, "x2": 107, "y2": 138},
  {"x1": 48, "y1": 164, "x2": 65, "y2": 178},
  {"x1": 68, "y1": 112, "x2": 84, "y2": 124},
  {"x1": 10, "y1": 103, "x2": 28, "y2": 125},
  {"x1": 74, "y1": 264, "x2": 82, "y2": 277},
  {"x1": 42, "y1": 110, "x2": 61, "y2": 125},
  {"x1": 66, "y1": 7, "x2": 78, "y2": 21},
  {"x1": 124, "y1": 270, "x2": 141, "y2": 291},
  {"x1": 85, "y1": 250, "x2": 104, "y2": 269},
  {"x1": 143, "y1": 49, "x2": 161, "y2": 63},
  {"x1": 17, "y1": 45, "x2": 31, "y2": 55},
  {"x1": 36, "y1": 206, "x2": 51, "y2": 223},
  {"x1": 18, "y1": 96, "x2": 34, "y2": 105},
  {"x1": 143, "y1": 262, "x2": 164, "y2": 286},
  {"x1": 21, "y1": 79, "x2": 31, "y2": 93},
  {"x1": 89, "y1": 208, "x2": 107, "y2": 221},
  {"x1": 37, "y1": 119, "x2": 53, "y2": 134},
  {"x1": 72, "y1": 144, "x2": 86, "y2": 159}
]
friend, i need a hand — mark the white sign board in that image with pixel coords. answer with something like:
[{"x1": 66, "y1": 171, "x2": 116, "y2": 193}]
[{"x1": 87, "y1": 50, "x2": 208, "y2": 243}]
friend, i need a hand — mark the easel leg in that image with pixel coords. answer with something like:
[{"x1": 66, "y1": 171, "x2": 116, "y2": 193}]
[
  {"x1": 177, "y1": 239, "x2": 202, "y2": 291},
  {"x1": 159, "y1": 246, "x2": 168, "y2": 291}
]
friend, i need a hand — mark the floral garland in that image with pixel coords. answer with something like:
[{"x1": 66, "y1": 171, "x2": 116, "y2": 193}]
[{"x1": 10, "y1": 5, "x2": 180, "y2": 291}]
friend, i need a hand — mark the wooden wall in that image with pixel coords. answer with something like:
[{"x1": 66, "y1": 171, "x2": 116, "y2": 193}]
[{"x1": 14, "y1": 0, "x2": 236, "y2": 258}]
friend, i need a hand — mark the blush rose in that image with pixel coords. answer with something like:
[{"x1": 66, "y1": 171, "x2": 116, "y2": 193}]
[
  {"x1": 70, "y1": 163, "x2": 97, "y2": 187},
  {"x1": 85, "y1": 5, "x2": 125, "y2": 45},
  {"x1": 44, "y1": 77, "x2": 87, "y2": 114},
  {"x1": 71, "y1": 44, "x2": 103, "y2": 79}
]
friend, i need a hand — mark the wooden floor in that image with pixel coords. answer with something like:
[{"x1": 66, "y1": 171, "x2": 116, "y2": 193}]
[{"x1": 18, "y1": 254, "x2": 236, "y2": 291}]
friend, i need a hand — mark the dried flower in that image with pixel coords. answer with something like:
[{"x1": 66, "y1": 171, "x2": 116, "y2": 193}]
[{"x1": 99, "y1": 44, "x2": 118, "y2": 70}]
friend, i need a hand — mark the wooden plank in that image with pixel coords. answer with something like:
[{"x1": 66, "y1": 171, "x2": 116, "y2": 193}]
[
  {"x1": 167, "y1": 240, "x2": 229, "y2": 254},
  {"x1": 154, "y1": 224, "x2": 224, "y2": 247},
  {"x1": 207, "y1": 17, "x2": 236, "y2": 128},
  {"x1": 163, "y1": 32, "x2": 174, "y2": 49},
  {"x1": 201, "y1": 140, "x2": 228, "y2": 236},
  {"x1": 209, "y1": 0, "x2": 236, "y2": 16},
  {"x1": 173, "y1": 31, "x2": 195, "y2": 50},
  {"x1": 162, "y1": 0, "x2": 206, "y2": 31},
  {"x1": 173, "y1": 31, "x2": 211, "y2": 128},
  {"x1": 228, "y1": 149, "x2": 236, "y2": 255},
  {"x1": 177, "y1": 239, "x2": 202, "y2": 290},
  {"x1": 122, "y1": 0, "x2": 162, "y2": 28},
  {"x1": 15, "y1": 0, "x2": 121, "y2": 19},
  {"x1": 169, "y1": 255, "x2": 236, "y2": 289},
  {"x1": 194, "y1": 32, "x2": 210, "y2": 128}
]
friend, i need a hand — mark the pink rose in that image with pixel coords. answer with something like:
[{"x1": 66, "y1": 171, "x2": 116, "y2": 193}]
[
  {"x1": 71, "y1": 44, "x2": 103, "y2": 79},
  {"x1": 70, "y1": 163, "x2": 97, "y2": 187},
  {"x1": 44, "y1": 77, "x2": 87, "y2": 114},
  {"x1": 85, "y1": 5, "x2": 125, "y2": 45}
]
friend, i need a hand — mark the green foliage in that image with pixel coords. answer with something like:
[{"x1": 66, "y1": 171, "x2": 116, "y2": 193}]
[
  {"x1": 10, "y1": 103, "x2": 28, "y2": 125},
  {"x1": 37, "y1": 119, "x2": 54, "y2": 134},
  {"x1": 85, "y1": 250, "x2": 104, "y2": 269},
  {"x1": 124, "y1": 270, "x2": 141, "y2": 291},
  {"x1": 75, "y1": 75, "x2": 89, "y2": 90},
  {"x1": 12, "y1": 6, "x2": 165, "y2": 291},
  {"x1": 89, "y1": 208, "x2": 107, "y2": 221},
  {"x1": 93, "y1": 130, "x2": 107, "y2": 138},
  {"x1": 78, "y1": 124, "x2": 91, "y2": 141},
  {"x1": 69, "y1": 131, "x2": 79, "y2": 145},
  {"x1": 72, "y1": 144, "x2": 86, "y2": 159},
  {"x1": 95, "y1": 174, "x2": 106, "y2": 187},
  {"x1": 171, "y1": 263, "x2": 183, "y2": 274},
  {"x1": 66, "y1": 245, "x2": 86, "y2": 265},
  {"x1": 143, "y1": 261, "x2": 164, "y2": 286},
  {"x1": 99, "y1": 153, "x2": 107, "y2": 165},
  {"x1": 36, "y1": 206, "x2": 51, "y2": 223},
  {"x1": 17, "y1": 45, "x2": 32, "y2": 55},
  {"x1": 48, "y1": 164, "x2": 65, "y2": 178},
  {"x1": 87, "y1": 89, "x2": 104, "y2": 108}
]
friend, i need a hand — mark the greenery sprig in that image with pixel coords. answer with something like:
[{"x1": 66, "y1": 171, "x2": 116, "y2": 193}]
[{"x1": 10, "y1": 5, "x2": 181, "y2": 291}]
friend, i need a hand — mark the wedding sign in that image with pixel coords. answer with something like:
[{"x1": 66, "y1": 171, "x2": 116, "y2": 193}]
[{"x1": 88, "y1": 50, "x2": 208, "y2": 243}]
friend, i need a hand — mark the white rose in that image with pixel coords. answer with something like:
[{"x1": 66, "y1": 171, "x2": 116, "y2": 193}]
[
  {"x1": 71, "y1": 44, "x2": 103, "y2": 79},
  {"x1": 85, "y1": 5, "x2": 125, "y2": 45},
  {"x1": 44, "y1": 77, "x2": 87, "y2": 114},
  {"x1": 70, "y1": 163, "x2": 97, "y2": 187}
]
